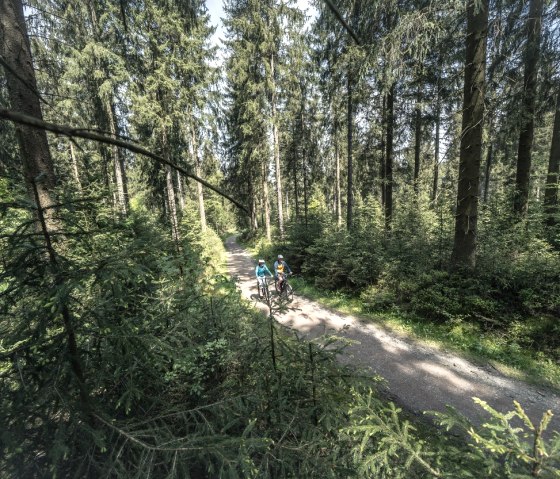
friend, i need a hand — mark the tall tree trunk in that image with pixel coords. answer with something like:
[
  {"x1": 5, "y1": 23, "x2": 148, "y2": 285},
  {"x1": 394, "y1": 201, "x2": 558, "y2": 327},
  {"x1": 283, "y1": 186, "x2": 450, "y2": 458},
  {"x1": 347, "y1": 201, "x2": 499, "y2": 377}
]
[
  {"x1": 432, "y1": 85, "x2": 441, "y2": 203},
  {"x1": 271, "y1": 54, "x2": 284, "y2": 238},
  {"x1": 176, "y1": 170, "x2": 185, "y2": 212},
  {"x1": 251, "y1": 193, "x2": 259, "y2": 232},
  {"x1": 514, "y1": 0, "x2": 544, "y2": 216},
  {"x1": 346, "y1": 70, "x2": 354, "y2": 230},
  {"x1": 414, "y1": 92, "x2": 421, "y2": 196},
  {"x1": 380, "y1": 95, "x2": 386, "y2": 208},
  {"x1": 165, "y1": 165, "x2": 180, "y2": 248},
  {"x1": 162, "y1": 130, "x2": 180, "y2": 248},
  {"x1": 385, "y1": 83, "x2": 395, "y2": 230},
  {"x1": 69, "y1": 141, "x2": 83, "y2": 192},
  {"x1": 451, "y1": 0, "x2": 489, "y2": 269},
  {"x1": 544, "y1": 93, "x2": 560, "y2": 227},
  {"x1": 0, "y1": 0, "x2": 57, "y2": 228},
  {"x1": 105, "y1": 100, "x2": 128, "y2": 216},
  {"x1": 303, "y1": 144, "x2": 309, "y2": 228},
  {"x1": 1, "y1": 0, "x2": 90, "y2": 412},
  {"x1": 334, "y1": 123, "x2": 342, "y2": 227},
  {"x1": 293, "y1": 152, "x2": 300, "y2": 220},
  {"x1": 190, "y1": 124, "x2": 206, "y2": 232},
  {"x1": 262, "y1": 162, "x2": 271, "y2": 241},
  {"x1": 483, "y1": 142, "x2": 493, "y2": 203}
]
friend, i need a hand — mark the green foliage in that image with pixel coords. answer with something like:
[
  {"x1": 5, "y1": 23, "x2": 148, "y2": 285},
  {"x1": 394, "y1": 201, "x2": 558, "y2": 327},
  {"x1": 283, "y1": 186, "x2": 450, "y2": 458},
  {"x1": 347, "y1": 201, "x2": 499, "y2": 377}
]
[{"x1": 433, "y1": 399, "x2": 560, "y2": 478}]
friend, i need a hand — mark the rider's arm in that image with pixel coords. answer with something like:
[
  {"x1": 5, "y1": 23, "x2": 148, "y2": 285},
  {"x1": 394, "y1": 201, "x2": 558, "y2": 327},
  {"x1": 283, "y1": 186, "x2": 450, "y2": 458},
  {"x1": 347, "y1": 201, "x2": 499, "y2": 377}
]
[
  {"x1": 273, "y1": 261, "x2": 278, "y2": 276},
  {"x1": 255, "y1": 265, "x2": 259, "y2": 277},
  {"x1": 285, "y1": 262, "x2": 292, "y2": 274},
  {"x1": 265, "y1": 265, "x2": 273, "y2": 277}
]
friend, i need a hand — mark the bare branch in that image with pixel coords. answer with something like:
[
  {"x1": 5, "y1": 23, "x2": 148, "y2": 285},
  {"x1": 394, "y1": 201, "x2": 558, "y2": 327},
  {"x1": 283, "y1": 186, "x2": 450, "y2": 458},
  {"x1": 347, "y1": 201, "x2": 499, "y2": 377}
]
[
  {"x1": 0, "y1": 108, "x2": 249, "y2": 214},
  {"x1": 321, "y1": 0, "x2": 362, "y2": 46}
]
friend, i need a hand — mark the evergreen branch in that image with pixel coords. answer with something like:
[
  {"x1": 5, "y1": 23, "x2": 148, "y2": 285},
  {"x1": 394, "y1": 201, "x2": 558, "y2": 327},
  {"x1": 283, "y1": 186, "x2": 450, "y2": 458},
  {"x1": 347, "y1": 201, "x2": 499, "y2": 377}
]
[
  {"x1": 0, "y1": 108, "x2": 250, "y2": 214},
  {"x1": 321, "y1": 0, "x2": 362, "y2": 46},
  {"x1": 0, "y1": 55, "x2": 51, "y2": 107}
]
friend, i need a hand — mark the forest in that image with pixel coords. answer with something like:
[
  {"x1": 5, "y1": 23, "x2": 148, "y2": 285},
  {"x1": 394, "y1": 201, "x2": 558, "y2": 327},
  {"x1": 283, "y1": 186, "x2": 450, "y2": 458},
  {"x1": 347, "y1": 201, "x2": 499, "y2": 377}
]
[{"x1": 1, "y1": 0, "x2": 560, "y2": 476}]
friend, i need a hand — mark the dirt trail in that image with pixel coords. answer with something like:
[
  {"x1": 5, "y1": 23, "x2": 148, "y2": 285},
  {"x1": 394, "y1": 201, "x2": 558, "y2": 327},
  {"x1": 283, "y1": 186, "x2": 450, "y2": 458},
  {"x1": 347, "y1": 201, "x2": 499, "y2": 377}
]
[{"x1": 226, "y1": 236, "x2": 559, "y2": 428}]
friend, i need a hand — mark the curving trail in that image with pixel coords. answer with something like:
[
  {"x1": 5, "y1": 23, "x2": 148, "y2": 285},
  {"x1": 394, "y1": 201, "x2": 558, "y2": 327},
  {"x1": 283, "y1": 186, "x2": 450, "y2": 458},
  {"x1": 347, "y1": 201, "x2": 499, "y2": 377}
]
[{"x1": 226, "y1": 236, "x2": 559, "y2": 428}]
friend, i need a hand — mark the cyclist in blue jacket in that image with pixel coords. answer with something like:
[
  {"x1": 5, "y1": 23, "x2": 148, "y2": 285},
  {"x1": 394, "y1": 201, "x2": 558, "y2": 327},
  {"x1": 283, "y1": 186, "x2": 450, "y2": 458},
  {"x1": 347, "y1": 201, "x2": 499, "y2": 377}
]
[{"x1": 255, "y1": 259, "x2": 273, "y2": 298}]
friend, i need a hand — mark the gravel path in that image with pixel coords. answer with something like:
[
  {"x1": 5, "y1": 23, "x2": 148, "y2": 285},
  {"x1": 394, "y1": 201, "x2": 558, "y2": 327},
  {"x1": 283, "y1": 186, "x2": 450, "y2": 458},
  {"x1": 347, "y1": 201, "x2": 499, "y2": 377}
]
[{"x1": 226, "y1": 236, "x2": 559, "y2": 428}]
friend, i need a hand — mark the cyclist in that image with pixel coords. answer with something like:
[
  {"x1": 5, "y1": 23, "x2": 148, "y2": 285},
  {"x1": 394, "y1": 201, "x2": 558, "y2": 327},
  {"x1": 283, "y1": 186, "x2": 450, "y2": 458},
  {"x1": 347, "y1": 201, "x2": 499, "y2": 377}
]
[
  {"x1": 274, "y1": 254, "x2": 292, "y2": 292},
  {"x1": 255, "y1": 259, "x2": 273, "y2": 298}
]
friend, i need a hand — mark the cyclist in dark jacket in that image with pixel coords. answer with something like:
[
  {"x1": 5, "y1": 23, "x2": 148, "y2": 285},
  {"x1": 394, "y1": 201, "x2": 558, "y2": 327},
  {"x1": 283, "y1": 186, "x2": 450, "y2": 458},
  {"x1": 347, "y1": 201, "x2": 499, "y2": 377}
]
[{"x1": 273, "y1": 254, "x2": 292, "y2": 290}]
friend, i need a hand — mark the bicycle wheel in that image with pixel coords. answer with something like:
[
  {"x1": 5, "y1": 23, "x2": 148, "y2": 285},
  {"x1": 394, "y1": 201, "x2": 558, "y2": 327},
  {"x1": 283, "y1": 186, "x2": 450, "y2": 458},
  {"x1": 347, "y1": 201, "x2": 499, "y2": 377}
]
[{"x1": 284, "y1": 283, "x2": 293, "y2": 301}]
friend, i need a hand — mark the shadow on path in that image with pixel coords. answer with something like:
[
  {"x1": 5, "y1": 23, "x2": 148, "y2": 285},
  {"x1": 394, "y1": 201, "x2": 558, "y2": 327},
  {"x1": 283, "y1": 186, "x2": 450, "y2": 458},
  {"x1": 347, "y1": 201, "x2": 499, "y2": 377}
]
[{"x1": 225, "y1": 236, "x2": 559, "y2": 428}]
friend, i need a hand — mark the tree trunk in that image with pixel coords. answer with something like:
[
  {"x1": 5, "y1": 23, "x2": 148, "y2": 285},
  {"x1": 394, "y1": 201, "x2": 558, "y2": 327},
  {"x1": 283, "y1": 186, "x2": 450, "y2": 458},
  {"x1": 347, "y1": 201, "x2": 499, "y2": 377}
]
[
  {"x1": 271, "y1": 54, "x2": 284, "y2": 238},
  {"x1": 303, "y1": 144, "x2": 309, "y2": 228},
  {"x1": 346, "y1": 70, "x2": 354, "y2": 230},
  {"x1": 190, "y1": 124, "x2": 206, "y2": 232},
  {"x1": 432, "y1": 86, "x2": 441, "y2": 203},
  {"x1": 385, "y1": 83, "x2": 395, "y2": 230},
  {"x1": 414, "y1": 94, "x2": 421, "y2": 196},
  {"x1": 165, "y1": 165, "x2": 180, "y2": 247},
  {"x1": 69, "y1": 141, "x2": 83, "y2": 191},
  {"x1": 544, "y1": 93, "x2": 560, "y2": 227},
  {"x1": 483, "y1": 142, "x2": 493, "y2": 203},
  {"x1": 380, "y1": 95, "x2": 386, "y2": 208},
  {"x1": 262, "y1": 162, "x2": 271, "y2": 241},
  {"x1": 514, "y1": 0, "x2": 544, "y2": 216},
  {"x1": 176, "y1": 169, "x2": 185, "y2": 212},
  {"x1": 105, "y1": 100, "x2": 128, "y2": 216},
  {"x1": 0, "y1": 0, "x2": 57, "y2": 229},
  {"x1": 451, "y1": 0, "x2": 488, "y2": 269},
  {"x1": 162, "y1": 129, "x2": 180, "y2": 247},
  {"x1": 334, "y1": 123, "x2": 342, "y2": 227},
  {"x1": 1, "y1": 0, "x2": 90, "y2": 413}
]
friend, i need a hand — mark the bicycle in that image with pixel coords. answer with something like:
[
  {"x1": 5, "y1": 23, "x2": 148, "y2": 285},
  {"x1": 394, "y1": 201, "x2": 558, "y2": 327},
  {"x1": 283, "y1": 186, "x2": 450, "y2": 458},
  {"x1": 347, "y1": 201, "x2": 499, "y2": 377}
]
[
  {"x1": 257, "y1": 276, "x2": 271, "y2": 301},
  {"x1": 275, "y1": 273, "x2": 293, "y2": 301}
]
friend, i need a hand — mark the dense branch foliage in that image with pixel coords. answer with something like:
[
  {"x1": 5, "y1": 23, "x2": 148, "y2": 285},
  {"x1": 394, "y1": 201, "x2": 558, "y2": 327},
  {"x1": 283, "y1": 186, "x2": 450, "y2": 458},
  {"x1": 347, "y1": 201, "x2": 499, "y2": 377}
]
[{"x1": 1, "y1": 0, "x2": 560, "y2": 476}]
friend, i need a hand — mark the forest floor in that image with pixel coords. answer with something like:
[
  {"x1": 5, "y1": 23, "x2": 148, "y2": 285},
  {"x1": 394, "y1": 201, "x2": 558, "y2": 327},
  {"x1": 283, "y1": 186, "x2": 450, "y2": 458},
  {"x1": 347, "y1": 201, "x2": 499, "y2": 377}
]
[{"x1": 226, "y1": 236, "x2": 560, "y2": 429}]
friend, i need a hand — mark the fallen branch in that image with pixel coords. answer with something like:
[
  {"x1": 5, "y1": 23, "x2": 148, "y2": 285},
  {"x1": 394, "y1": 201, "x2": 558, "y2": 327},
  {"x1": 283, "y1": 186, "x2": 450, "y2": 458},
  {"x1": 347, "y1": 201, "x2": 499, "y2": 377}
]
[{"x1": 0, "y1": 108, "x2": 249, "y2": 214}]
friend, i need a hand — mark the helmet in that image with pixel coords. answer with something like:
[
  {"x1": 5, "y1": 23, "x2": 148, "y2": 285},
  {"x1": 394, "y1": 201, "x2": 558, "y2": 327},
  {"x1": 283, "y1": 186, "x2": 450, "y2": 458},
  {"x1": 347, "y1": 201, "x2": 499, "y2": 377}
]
[
  {"x1": 258, "y1": 259, "x2": 265, "y2": 264},
  {"x1": 277, "y1": 254, "x2": 284, "y2": 259}
]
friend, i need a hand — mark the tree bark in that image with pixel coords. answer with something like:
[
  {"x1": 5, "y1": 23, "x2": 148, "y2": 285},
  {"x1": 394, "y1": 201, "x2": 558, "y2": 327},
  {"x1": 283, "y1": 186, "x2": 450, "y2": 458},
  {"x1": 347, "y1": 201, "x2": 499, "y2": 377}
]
[
  {"x1": 451, "y1": 0, "x2": 488, "y2": 269},
  {"x1": 380, "y1": 95, "x2": 386, "y2": 208},
  {"x1": 514, "y1": 0, "x2": 544, "y2": 216},
  {"x1": 483, "y1": 142, "x2": 493, "y2": 203},
  {"x1": 414, "y1": 92, "x2": 421, "y2": 196},
  {"x1": 432, "y1": 85, "x2": 441, "y2": 203},
  {"x1": 544, "y1": 93, "x2": 560, "y2": 227},
  {"x1": 1, "y1": 0, "x2": 90, "y2": 414},
  {"x1": 69, "y1": 141, "x2": 83, "y2": 192},
  {"x1": 162, "y1": 129, "x2": 180, "y2": 248},
  {"x1": 334, "y1": 121, "x2": 342, "y2": 227},
  {"x1": 190, "y1": 124, "x2": 206, "y2": 232},
  {"x1": 262, "y1": 161, "x2": 271, "y2": 241},
  {"x1": 0, "y1": 0, "x2": 57, "y2": 229},
  {"x1": 385, "y1": 83, "x2": 395, "y2": 230},
  {"x1": 346, "y1": 70, "x2": 354, "y2": 230},
  {"x1": 176, "y1": 169, "x2": 185, "y2": 212},
  {"x1": 105, "y1": 100, "x2": 129, "y2": 216},
  {"x1": 271, "y1": 54, "x2": 284, "y2": 238}
]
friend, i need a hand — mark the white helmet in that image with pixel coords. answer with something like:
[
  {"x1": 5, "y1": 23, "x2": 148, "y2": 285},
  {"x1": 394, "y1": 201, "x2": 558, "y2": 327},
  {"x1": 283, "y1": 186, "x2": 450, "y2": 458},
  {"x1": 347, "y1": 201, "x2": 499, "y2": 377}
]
[
  {"x1": 277, "y1": 254, "x2": 284, "y2": 260},
  {"x1": 258, "y1": 259, "x2": 265, "y2": 264}
]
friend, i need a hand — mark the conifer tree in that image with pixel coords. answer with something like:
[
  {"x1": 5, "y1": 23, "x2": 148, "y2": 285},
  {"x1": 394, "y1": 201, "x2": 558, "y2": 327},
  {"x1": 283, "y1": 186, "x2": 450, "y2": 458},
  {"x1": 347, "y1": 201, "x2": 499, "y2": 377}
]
[
  {"x1": 452, "y1": 0, "x2": 489, "y2": 269},
  {"x1": 514, "y1": 0, "x2": 544, "y2": 216}
]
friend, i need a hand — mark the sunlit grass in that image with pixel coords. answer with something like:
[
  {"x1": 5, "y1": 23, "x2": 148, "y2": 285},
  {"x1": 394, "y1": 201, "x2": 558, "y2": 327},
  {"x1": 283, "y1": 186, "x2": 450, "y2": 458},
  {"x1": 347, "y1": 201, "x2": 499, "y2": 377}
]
[{"x1": 290, "y1": 277, "x2": 560, "y2": 392}]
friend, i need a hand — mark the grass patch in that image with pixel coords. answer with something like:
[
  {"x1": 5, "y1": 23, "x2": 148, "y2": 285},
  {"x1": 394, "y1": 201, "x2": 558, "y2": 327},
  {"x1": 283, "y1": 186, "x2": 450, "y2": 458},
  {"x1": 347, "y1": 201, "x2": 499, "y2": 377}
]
[{"x1": 289, "y1": 276, "x2": 560, "y2": 392}]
